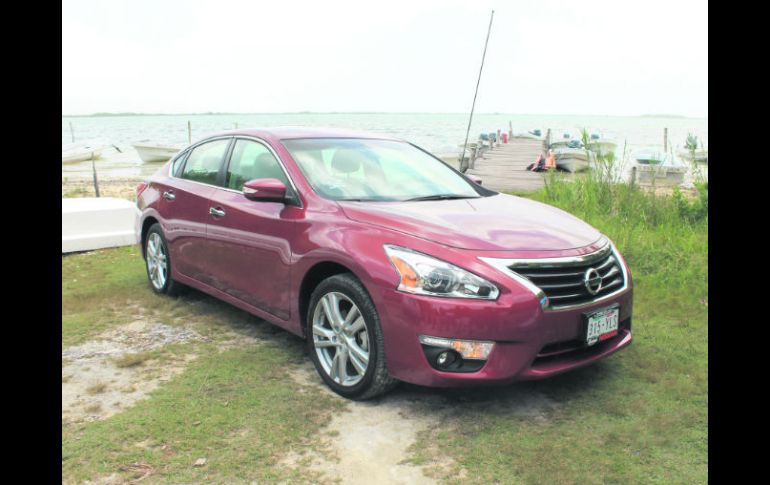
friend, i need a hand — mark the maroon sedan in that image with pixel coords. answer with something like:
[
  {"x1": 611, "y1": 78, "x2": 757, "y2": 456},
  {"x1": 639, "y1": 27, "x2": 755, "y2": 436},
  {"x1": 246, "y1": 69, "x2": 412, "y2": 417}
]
[{"x1": 136, "y1": 127, "x2": 632, "y2": 400}]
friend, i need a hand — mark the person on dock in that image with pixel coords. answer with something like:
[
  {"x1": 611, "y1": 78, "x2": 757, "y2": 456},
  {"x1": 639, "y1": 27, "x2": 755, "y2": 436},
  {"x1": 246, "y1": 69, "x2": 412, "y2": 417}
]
[{"x1": 527, "y1": 150, "x2": 557, "y2": 172}]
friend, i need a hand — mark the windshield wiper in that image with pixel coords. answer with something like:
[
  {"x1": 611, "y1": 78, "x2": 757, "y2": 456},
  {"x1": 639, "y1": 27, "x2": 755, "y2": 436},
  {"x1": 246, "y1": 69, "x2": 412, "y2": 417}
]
[{"x1": 404, "y1": 194, "x2": 479, "y2": 202}]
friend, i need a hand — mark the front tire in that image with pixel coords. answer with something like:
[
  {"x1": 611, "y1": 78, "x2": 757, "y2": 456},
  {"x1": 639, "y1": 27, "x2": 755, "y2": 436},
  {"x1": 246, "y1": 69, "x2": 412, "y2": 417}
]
[
  {"x1": 144, "y1": 223, "x2": 183, "y2": 296},
  {"x1": 307, "y1": 273, "x2": 398, "y2": 400}
]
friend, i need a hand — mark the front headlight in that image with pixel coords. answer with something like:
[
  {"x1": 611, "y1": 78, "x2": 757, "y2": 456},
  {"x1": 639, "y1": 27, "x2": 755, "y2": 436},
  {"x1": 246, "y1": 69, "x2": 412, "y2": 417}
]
[{"x1": 384, "y1": 245, "x2": 499, "y2": 299}]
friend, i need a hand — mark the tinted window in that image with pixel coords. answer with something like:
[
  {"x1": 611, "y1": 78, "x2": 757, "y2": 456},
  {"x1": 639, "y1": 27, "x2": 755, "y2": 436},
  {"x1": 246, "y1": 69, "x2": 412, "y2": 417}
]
[
  {"x1": 180, "y1": 139, "x2": 230, "y2": 185},
  {"x1": 225, "y1": 140, "x2": 289, "y2": 190}
]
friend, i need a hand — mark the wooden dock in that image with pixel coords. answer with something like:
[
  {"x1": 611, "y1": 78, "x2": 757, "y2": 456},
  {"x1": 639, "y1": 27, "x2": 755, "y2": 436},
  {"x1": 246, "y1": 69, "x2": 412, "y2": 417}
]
[{"x1": 465, "y1": 138, "x2": 547, "y2": 193}]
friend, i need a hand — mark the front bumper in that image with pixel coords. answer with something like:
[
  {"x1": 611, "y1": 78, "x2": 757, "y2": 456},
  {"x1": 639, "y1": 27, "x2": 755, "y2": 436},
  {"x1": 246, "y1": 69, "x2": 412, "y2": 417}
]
[{"x1": 375, "y1": 284, "x2": 633, "y2": 387}]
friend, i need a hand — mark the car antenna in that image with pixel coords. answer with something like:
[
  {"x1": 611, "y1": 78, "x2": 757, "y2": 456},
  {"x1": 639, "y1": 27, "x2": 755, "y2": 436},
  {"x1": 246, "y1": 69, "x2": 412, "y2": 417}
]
[{"x1": 460, "y1": 9, "x2": 494, "y2": 173}]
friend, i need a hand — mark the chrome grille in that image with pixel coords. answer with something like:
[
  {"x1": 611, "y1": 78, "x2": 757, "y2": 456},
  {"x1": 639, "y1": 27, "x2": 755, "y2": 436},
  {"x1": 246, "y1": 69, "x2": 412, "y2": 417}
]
[
  {"x1": 509, "y1": 244, "x2": 625, "y2": 309},
  {"x1": 480, "y1": 242, "x2": 628, "y2": 310}
]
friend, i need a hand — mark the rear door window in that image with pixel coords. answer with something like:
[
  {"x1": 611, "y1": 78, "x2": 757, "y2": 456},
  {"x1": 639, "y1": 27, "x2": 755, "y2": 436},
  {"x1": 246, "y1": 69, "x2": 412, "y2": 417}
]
[{"x1": 180, "y1": 139, "x2": 231, "y2": 186}]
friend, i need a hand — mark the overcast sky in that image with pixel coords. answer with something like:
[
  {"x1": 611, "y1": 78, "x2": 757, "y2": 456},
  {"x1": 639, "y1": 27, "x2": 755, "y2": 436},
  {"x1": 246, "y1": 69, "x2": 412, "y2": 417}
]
[{"x1": 62, "y1": 0, "x2": 708, "y2": 117}]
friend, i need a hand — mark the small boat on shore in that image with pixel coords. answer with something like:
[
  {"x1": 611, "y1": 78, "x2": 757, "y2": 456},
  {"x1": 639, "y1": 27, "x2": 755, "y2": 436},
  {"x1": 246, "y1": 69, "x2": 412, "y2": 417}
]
[
  {"x1": 62, "y1": 142, "x2": 104, "y2": 164},
  {"x1": 133, "y1": 141, "x2": 185, "y2": 163},
  {"x1": 553, "y1": 147, "x2": 594, "y2": 172},
  {"x1": 632, "y1": 149, "x2": 687, "y2": 186}
]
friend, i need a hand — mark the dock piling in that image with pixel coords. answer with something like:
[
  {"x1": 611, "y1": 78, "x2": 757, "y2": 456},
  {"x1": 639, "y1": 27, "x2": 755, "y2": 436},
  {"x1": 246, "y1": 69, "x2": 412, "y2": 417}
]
[
  {"x1": 188, "y1": 121, "x2": 192, "y2": 144},
  {"x1": 69, "y1": 122, "x2": 75, "y2": 143},
  {"x1": 663, "y1": 127, "x2": 668, "y2": 152}
]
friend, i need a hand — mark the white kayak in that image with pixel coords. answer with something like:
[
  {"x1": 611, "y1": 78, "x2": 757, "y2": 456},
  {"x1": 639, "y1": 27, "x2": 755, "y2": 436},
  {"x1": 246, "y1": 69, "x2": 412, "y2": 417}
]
[{"x1": 133, "y1": 141, "x2": 185, "y2": 163}]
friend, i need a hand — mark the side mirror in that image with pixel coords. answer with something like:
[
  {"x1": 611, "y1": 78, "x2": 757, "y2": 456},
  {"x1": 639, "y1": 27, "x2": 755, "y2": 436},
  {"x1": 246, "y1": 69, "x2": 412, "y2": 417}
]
[
  {"x1": 467, "y1": 175, "x2": 483, "y2": 185},
  {"x1": 243, "y1": 178, "x2": 287, "y2": 202}
]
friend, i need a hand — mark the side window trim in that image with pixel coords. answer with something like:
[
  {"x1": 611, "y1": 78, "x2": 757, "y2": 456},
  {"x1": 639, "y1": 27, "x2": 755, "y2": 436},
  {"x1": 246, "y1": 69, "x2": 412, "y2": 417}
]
[
  {"x1": 175, "y1": 136, "x2": 233, "y2": 187},
  {"x1": 171, "y1": 150, "x2": 190, "y2": 177},
  {"x1": 215, "y1": 137, "x2": 236, "y2": 188},
  {"x1": 223, "y1": 136, "x2": 302, "y2": 207},
  {"x1": 168, "y1": 135, "x2": 302, "y2": 208}
]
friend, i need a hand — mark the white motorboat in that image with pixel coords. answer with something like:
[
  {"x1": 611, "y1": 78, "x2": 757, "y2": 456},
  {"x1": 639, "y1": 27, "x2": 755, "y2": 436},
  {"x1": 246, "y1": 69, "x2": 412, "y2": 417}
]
[
  {"x1": 632, "y1": 149, "x2": 687, "y2": 186},
  {"x1": 547, "y1": 130, "x2": 583, "y2": 149},
  {"x1": 133, "y1": 141, "x2": 185, "y2": 163},
  {"x1": 62, "y1": 142, "x2": 104, "y2": 164},
  {"x1": 511, "y1": 129, "x2": 543, "y2": 140},
  {"x1": 553, "y1": 147, "x2": 594, "y2": 172},
  {"x1": 585, "y1": 133, "x2": 618, "y2": 157}
]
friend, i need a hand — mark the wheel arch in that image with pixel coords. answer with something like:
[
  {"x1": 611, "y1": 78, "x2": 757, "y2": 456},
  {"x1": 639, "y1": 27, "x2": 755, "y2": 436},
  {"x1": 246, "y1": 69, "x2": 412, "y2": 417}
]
[
  {"x1": 140, "y1": 216, "x2": 160, "y2": 258},
  {"x1": 297, "y1": 261, "x2": 360, "y2": 337}
]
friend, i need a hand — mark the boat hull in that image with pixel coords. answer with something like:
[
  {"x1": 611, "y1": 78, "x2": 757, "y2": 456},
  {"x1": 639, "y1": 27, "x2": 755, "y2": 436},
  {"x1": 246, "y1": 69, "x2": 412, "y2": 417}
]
[
  {"x1": 62, "y1": 147, "x2": 103, "y2": 164},
  {"x1": 133, "y1": 144, "x2": 183, "y2": 163},
  {"x1": 633, "y1": 164, "x2": 686, "y2": 187},
  {"x1": 553, "y1": 148, "x2": 593, "y2": 172}
]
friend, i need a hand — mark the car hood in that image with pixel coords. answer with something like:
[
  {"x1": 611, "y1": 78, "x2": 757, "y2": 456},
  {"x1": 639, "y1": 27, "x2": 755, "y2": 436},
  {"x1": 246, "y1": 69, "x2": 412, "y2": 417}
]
[{"x1": 338, "y1": 194, "x2": 602, "y2": 251}]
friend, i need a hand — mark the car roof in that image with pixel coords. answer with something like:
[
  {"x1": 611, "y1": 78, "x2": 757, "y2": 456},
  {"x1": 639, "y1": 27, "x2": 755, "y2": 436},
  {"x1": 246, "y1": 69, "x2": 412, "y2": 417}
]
[{"x1": 204, "y1": 126, "x2": 404, "y2": 143}]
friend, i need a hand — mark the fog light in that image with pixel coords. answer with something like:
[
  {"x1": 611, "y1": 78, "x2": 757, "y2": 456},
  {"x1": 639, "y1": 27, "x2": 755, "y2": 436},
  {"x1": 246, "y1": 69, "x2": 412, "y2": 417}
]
[
  {"x1": 435, "y1": 350, "x2": 459, "y2": 368},
  {"x1": 419, "y1": 335, "x2": 495, "y2": 360}
]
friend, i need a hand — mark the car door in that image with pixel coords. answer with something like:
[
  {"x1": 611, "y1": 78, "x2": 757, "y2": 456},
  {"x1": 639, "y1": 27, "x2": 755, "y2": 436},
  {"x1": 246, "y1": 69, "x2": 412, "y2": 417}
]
[
  {"x1": 205, "y1": 137, "x2": 298, "y2": 320},
  {"x1": 159, "y1": 137, "x2": 232, "y2": 283}
]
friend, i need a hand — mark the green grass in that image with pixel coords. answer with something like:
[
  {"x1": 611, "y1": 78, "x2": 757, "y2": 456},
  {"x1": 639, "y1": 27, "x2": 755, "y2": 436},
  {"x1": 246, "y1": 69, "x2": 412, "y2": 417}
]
[
  {"x1": 410, "y1": 173, "x2": 708, "y2": 484},
  {"x1": 62, "y1": 248, "x2": 344, "y2": 483}
]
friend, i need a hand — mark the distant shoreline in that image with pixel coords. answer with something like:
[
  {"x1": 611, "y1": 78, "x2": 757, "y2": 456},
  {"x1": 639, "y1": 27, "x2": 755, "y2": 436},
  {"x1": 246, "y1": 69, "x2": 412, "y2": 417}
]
[{"x1": 62, "y1": 111, "x2": 705, "y2": 119}]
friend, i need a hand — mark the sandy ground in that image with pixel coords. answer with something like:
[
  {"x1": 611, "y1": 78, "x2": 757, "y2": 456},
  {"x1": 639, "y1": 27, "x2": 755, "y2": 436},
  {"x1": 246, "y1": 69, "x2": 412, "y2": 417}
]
[
  {"x1": 62, "y1": 176, "x2": 143, "y2": 201},
  {"x1": 62, "y1": 319, "x2": 204, "y2": 423},
  {"x1": 284, "y1": 362, "x2": 557, "y2": 484}
]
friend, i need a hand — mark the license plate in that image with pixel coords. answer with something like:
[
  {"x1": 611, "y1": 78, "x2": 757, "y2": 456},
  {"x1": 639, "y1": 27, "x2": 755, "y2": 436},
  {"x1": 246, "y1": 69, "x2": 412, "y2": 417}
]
[{"x1": 584, "y1": 305, "x2": 619, "y2": 346}]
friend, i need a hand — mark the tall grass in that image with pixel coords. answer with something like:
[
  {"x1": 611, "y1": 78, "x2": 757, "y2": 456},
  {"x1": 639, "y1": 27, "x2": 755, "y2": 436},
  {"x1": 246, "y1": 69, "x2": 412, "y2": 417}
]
[{"x1": 532, "y1": 149, "x2": 708, "y2": 310}]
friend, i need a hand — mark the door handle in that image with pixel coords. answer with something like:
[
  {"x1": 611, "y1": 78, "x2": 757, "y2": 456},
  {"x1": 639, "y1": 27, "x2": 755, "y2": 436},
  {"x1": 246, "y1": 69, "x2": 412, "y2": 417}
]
[
  {"x1": 163, "y1": 191, "x2": 175, "y2": 201},
  {"x1": 209, "y1": 207, "x2": 226, "y2": 217}
]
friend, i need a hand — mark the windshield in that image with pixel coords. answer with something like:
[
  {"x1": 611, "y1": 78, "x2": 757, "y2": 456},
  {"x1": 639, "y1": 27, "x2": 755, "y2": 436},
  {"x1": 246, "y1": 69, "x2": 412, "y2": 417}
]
[{"x1": 282, "y1": 138, "x2": 482, "y2": 201}]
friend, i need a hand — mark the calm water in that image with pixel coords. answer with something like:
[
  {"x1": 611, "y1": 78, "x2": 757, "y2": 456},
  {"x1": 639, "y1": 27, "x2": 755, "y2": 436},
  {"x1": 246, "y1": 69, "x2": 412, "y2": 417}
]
[{"x1": 62, "y1": 113, "x2": 707, "y2": 178}]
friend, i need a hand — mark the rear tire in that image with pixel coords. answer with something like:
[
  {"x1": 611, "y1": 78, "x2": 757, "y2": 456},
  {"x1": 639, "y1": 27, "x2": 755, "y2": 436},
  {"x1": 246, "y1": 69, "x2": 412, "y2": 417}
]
[
  {"x1": 144, "y1": 223, "x2": 184, "y2": 296},
  {"x1": 306, "y1": 273, "x2": 398, "y2": 400}
]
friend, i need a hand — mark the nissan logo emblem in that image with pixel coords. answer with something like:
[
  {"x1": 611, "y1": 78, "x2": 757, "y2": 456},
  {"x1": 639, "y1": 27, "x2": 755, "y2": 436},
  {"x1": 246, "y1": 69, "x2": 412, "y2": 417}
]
[{"x1": 584, "y1": 268, "x2": 602, "y2": 295}]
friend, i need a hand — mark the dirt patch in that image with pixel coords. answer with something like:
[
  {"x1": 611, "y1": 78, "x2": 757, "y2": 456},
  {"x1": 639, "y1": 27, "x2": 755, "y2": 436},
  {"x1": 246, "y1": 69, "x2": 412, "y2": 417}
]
[
  {"x1": 284, "y1": 364, "x2": 558, "y2": 484},
  {"x1": 62, "y1": 176, "x2": 143, "y2": 201},
  {"x1": 62, "y1": 320, "x2": 202, "y2": 423}
]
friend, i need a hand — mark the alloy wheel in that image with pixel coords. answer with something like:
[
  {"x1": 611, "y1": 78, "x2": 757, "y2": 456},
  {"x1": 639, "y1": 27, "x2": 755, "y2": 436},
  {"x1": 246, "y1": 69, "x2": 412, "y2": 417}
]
[
  {"x1": 146, "y1": 232, "x2": 168, "y2": 291},
  {"x1": 312, "y1": 291, "x2": 370, "y2": 386}
]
